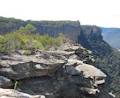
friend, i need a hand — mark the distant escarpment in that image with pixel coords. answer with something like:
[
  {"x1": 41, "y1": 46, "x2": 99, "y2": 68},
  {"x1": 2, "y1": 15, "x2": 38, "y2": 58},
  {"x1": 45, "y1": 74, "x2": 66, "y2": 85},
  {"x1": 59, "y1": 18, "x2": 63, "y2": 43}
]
[{"x1": 0, "y1": 17, "x2": 112, "y2": 56}]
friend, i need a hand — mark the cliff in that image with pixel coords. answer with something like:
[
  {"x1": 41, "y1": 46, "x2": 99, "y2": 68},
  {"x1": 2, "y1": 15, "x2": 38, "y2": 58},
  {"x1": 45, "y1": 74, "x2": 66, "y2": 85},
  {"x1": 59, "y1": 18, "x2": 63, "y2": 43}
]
[
  {"x1": 79, "y1": 26, "x2": 120, "y2": 98},
  {"x1": 79, "y1": 25, "x2": 113, "y2": 57},
  {"x1": 0, "y1": 17, "x2": 119, "y2": 98},
  {"x1": 0, "y1": 43, "x2": 114, "y2": 98},
  {"x1": 0, "y1": 17, "x2": 81, "y2": 42},
  {"x1": 0, "y1": 17, "x2": 113, "y2": 56}
]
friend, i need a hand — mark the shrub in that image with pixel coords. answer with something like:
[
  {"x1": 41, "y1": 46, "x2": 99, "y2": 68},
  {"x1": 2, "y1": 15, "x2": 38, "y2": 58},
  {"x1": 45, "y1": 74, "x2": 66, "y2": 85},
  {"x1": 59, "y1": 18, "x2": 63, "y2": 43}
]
[{"x1": 0, "y1": 24, "x2": 64, "y2": 53}]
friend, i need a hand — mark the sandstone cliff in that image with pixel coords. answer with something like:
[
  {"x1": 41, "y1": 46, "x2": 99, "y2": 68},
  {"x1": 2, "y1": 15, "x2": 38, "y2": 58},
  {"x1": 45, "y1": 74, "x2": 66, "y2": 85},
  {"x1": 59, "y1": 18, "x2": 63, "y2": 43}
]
[
  {"x1": 0, "y1": 17, "x2": 119, "y2": 98},
  {"x1": 0, "y1": 43, "x2": 115, "y2": 98}
]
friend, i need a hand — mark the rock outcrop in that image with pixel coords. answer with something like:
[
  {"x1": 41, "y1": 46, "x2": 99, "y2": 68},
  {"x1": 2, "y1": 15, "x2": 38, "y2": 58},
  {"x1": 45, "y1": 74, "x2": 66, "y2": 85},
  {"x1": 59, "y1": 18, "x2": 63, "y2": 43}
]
[
  {"x1": 0, "y1": 53, "x2": 66, "y2": 80},
  {"x1": 0, "y1": 43, "x2": 115, "y2": 98},
  {"x1": 0, "y1": 17, "x2": 114, "y2": 57},
  {"x1": 0, "y1": 88, "x2": 45, "y2": 98},
  {"x1": 0, "y1": 17, "x2": 118, "y2": 98}
]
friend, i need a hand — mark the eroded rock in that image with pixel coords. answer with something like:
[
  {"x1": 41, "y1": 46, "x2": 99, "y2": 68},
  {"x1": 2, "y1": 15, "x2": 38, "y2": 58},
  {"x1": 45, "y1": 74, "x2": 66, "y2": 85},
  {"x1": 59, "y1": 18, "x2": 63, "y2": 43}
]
[
  {"x1": 0, "y1": 88, "x2": 45, "y2": 98},
  {"x1": 0, "y1": 53, "x2": 66, "y2": 80},
  {"x1": 0, "y1": 76, "x2": 12, "y2": 88},
  {"x1": 0, "y1": 43, "x2": 115, "y2": 98}
]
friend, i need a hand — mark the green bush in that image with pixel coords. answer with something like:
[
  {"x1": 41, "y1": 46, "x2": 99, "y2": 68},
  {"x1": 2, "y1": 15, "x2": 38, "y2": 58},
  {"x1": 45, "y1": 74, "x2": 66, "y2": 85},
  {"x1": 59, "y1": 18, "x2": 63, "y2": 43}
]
[{"x1": 0, "y1": 24, "x2": 64, "y2": 53}]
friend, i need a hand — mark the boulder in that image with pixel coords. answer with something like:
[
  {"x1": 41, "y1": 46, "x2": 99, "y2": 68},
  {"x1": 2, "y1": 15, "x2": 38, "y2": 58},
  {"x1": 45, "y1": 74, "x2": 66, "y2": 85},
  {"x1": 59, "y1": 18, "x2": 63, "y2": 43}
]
[
  {"x1": 65, "y1": 62, "x2": 106, "y2": 77},
  {"x1": 65, "y1": 61, "x2": 107, "y2": 87},
  {"x1": 75, "y1": 63, "x2": 107, "y2": 79}
]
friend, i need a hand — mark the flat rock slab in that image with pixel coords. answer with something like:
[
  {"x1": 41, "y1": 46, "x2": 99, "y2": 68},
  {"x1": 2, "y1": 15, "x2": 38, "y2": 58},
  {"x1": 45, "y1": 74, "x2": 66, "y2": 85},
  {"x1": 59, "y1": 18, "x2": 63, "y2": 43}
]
[
  {"x1": 0, "y1": 53, "x2": 66, "y2": 80},
  {"x1": 0, "y1": 88, "x2": 45, "y2": 98}
]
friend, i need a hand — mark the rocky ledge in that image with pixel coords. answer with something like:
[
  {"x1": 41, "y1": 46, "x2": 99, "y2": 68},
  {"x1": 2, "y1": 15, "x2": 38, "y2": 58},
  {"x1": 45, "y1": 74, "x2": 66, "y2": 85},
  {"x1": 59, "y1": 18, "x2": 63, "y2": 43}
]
[{"x1": 0, "y1": 43, "x2": 115, "y2": 98}]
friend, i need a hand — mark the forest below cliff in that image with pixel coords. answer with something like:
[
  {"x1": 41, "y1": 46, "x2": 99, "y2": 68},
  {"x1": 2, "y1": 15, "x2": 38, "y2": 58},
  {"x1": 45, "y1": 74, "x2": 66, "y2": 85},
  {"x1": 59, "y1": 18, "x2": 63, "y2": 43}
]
[{"x1": 102, "y1": 27, "x2": 120, "y2": 48}]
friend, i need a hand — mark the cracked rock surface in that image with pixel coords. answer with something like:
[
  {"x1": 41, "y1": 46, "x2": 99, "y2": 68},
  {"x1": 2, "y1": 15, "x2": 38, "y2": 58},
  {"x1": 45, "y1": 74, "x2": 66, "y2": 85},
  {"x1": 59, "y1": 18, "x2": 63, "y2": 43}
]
[{"x1": 0, "y1": 43, "x2": 115, "y2": 98}]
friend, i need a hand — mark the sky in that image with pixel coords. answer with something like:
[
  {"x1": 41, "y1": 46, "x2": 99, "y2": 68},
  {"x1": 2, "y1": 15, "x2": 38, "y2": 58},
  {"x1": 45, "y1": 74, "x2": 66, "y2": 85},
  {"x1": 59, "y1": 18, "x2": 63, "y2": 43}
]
[{"x1": 0, "y1": 0, "x2": 120, "y2": 27}]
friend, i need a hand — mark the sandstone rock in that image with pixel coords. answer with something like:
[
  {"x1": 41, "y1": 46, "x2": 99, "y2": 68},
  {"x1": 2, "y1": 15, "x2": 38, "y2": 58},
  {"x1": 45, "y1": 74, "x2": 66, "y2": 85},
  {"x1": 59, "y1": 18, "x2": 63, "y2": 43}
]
[
  {"x1": 0, "y1": 19, "x2": 116, "y2": 98},
  {"x1": 79, "y1": 87, "x2": 100, "y2": 95},
  {"x1": 65, "y1": 65, "x2": 80, "y2": 75},
  {"x1": 0, "y1": 88, "x2": 45, "y2": 98},
  {"x1": 75, "y1": 47, "x2": 89, "y2": 59},
  {"x1": 74, "y1": 46, "x2": 95, "y2": 65},
  {"x1": 66, "y1": 62, "x2": 106, "y2": 78},
  {"x1": 0, "y1": 76, "x2": 12, "y2": 88},
  {"x1": 46, "y1": 50, "x2": 75, "y2": 58},
  {"x1": 75, "y1": 63, "x2": 107, "y2": 78},
  {"x1": 65, "y1": 61, "x2": 107, "y2": 87},
  {"x1": 58, "y1": 43, "x2": 80, "y2": 51},
  {"x1": 66, "y1": 59, "x2": 83, "y2": 66},
  {"x1": 0, "y1": 53, "x2": 66, "y2": 80},
  {"x1": 69, "y1": 54, "x2": 79, "y2": 60},
  {"x1": 0, "y1": 43, "x2": 114, "y2": 98}
]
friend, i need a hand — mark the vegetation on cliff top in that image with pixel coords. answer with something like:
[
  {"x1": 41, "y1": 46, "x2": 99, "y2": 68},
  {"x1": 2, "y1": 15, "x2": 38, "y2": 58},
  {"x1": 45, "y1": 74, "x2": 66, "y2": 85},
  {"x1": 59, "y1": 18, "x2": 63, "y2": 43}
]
[{"x1": 0, "y1": 24, "x2": 64, "y2": 53}]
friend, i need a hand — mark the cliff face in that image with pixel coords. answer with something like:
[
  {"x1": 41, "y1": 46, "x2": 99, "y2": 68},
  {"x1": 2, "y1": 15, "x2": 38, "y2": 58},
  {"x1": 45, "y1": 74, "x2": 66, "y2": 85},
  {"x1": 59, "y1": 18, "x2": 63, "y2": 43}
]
[
  {"x1": 0, "y1": 17, "x2": 81, "y2": 42},
  {"x1": 0, "y1": 17, "x2": 119, "y2": 97},
  {"x1": 0, "y1": 43, "x2": 114, "y2": 98},
  {"x1": 79, "y1": 25, "x2": 112, "y2": 57},
  {"x1": 79, "y1": 26, "x2": 120, "y2": 98},
  {"x1": 0, "y1": 17, "x2": 112, "y2": 56},
  {"x1": 0, "y1": 17, "x2": 26, "y2": 33},
  {"x1": 30, "y1": 21, "x2": 81, "y2": 42}
]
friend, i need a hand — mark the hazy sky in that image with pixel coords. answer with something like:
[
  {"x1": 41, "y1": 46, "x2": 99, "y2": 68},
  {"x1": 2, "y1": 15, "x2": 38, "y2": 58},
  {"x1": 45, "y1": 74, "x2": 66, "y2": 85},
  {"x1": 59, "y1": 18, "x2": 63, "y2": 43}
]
[{"x1": 0, "y1": 0, "x2": 120, "y2": 27}]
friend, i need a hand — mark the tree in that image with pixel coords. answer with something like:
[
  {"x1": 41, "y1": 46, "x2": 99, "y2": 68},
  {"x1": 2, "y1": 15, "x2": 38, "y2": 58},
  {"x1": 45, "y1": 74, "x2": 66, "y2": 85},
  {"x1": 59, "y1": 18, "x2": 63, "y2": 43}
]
[
  {"x1": 24, "y1": 24, "x2": 36, "y2": 33},
  {"x1": 18, "y1": 24, "x2": 36, "y2": 34}
]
